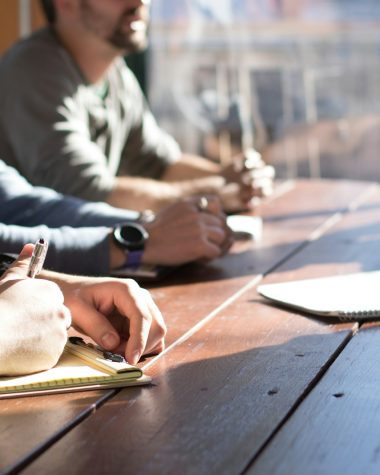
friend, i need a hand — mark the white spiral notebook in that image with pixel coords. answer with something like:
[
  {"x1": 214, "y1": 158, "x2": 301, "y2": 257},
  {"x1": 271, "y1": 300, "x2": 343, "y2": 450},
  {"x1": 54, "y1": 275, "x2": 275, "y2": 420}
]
[{"x1": 258, "y1": 270, "x2": 380, "y2": 320}]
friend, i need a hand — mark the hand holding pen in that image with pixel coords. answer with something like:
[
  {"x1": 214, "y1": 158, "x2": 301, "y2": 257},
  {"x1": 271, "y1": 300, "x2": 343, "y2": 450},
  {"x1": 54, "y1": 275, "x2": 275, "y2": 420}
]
[
  {"x1": 0, "y1": 242, "x2": 71, "y2": 376},
  {"x1": 27, "y1": 238, "x2": 48, "y2": 278}
]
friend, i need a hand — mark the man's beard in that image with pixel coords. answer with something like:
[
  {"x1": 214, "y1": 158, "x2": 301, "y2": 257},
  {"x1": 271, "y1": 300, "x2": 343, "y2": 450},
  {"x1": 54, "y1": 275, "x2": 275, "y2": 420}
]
[
  {"x1": 107, "y1": 24, "x2": 148, "y2": 53},
  {"x1": 80, "y1": 0, "x2": 148, "y2": 53}
]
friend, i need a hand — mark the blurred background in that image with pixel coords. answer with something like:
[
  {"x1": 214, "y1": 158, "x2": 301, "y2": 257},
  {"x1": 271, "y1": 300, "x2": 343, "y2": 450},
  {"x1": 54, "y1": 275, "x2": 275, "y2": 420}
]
[{"x1": 2, "y1": 0, "x2": 380, "y2": 181}]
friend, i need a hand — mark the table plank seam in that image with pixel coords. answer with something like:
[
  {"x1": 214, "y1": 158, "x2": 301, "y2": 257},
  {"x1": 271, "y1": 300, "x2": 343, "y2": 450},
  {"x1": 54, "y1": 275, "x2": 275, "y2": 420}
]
[
  {"x1": 241, "y1": 324, "x2": 359, "y2": 475},
  {"x1": 2, "y1": 390, "x2": 117, "y2": 475},
  {"x1": 5, "y1": 181, "x2": 378, "y2": 475},
  {"x1": 142, "y1": 275, "x2": 264, "y2": 371},
  {"x1": 143, "y1": 183, "x2": 377, "y2": 372}
]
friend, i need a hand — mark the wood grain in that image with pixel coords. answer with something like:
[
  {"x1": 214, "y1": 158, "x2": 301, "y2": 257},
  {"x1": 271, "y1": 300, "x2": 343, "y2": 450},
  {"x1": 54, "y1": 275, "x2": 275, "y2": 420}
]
[
  {"x1": 246, "y1": 325, "x2": 380, "y2": 475},
  {"x1": 149, "y1": 180, "x2": 373, "y2": 346},
  {"x1": 20, "y1": 302, "x2": 355, "y2": 475},
  {"x1": 19, "y1": 181, "x2": 379, "y2": 475},
  {"x1": 1, "y1": 180, "x2": 376, "y2": 475}
]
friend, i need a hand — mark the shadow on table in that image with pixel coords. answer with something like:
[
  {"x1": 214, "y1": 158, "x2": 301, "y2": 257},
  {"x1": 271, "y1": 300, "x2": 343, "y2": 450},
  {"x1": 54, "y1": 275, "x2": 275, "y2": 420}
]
[{"x1": 56, "y1": 328, "x2": 366, "y2": 474}]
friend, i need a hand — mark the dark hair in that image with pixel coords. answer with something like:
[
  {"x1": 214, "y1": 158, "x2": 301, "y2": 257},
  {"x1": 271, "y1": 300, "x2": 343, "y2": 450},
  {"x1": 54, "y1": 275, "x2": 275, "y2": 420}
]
[{"x1": 40, "y1": 0, "x2": 56, "y2": 24}]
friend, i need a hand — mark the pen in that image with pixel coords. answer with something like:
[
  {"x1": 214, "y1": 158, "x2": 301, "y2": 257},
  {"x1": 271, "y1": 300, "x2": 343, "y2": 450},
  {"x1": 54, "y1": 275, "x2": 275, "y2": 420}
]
[{"x1": 27, "y1": 238, "x2": 48, "y2": 278}]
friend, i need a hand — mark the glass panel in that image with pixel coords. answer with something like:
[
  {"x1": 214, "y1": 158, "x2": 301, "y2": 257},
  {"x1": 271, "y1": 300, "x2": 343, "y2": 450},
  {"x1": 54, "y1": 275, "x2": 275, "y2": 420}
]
[{"x1": 148, "y1": 0, "x2": 380, "y2": 180}]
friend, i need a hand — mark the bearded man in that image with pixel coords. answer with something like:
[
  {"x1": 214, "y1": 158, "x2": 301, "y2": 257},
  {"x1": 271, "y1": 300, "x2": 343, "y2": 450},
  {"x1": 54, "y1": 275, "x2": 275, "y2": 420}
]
[{"x1": 0, "y1": 0, "x2": 274, "y2": 212}]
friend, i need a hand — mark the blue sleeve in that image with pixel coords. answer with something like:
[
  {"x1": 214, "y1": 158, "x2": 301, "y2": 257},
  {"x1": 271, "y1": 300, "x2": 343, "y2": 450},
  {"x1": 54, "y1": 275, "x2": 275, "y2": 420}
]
[
  {"x1": 0, "y1": 161, "x2": 139, "y2": 228},
  {"x1": 0, "y1": 161, "x2": 141, "y2": 275},
  {"x1": 0, "y1": 223, "x2": 111, "y2": 275}
]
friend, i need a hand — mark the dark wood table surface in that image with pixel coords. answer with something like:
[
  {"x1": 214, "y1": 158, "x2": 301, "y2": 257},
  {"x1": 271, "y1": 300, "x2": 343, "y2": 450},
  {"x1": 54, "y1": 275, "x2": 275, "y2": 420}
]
[{"x1": 2, "y1": 179, "x2": 380, "y2": 475}]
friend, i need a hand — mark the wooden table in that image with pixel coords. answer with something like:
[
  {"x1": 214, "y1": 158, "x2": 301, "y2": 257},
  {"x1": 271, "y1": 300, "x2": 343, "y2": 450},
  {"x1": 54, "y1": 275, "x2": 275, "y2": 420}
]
[{"x1": 3, "y1": 179, "x2": 380, "y2": 475}]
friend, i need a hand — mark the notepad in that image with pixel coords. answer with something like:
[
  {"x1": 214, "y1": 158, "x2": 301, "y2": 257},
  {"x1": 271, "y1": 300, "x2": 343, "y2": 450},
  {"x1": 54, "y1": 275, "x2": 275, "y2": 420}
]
[
  {"x1": 258, "y1": 270, "x2": 380, "y2": 320},
  {"x1": 0, "y1": 337, "x2": 151, "y2": 399}
]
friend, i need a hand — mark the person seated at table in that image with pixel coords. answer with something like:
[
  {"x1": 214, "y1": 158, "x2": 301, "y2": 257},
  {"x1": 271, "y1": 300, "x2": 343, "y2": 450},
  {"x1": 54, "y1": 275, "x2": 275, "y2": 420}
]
[
  {"x1": 0, "y1": 160, "x2": 233, "y2": 275},
  {"x1": 0, "y1": 243, "x2": 167, "y2": 376},
  {"x1": 0, "y1": 0, "x2": 274, "y2": 214}
]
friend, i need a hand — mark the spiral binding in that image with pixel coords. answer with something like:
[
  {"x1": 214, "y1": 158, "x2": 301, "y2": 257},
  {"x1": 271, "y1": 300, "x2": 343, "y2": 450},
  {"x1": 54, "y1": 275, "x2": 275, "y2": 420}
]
[{"x1": 338, "y1": 310, "x2": 380, "y2": 321}]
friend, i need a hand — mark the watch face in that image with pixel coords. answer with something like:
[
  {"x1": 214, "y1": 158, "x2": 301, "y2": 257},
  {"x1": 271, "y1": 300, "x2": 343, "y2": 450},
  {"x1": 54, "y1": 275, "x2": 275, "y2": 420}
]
[{"x1": 114, "y1": 223, "x2": 148, "y2": 251}]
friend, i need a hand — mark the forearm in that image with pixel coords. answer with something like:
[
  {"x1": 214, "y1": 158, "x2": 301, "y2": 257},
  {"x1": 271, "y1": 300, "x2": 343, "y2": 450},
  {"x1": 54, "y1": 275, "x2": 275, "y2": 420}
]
[
  {"x1": 107, "y1": 176, "x2": 181, "y2": 212},
  {"x1": 107, "y1": 168, "x2": 226, "y2": 213},
  {"x1": 161, "y1": 154, "x2": 222, "y2": 181}
]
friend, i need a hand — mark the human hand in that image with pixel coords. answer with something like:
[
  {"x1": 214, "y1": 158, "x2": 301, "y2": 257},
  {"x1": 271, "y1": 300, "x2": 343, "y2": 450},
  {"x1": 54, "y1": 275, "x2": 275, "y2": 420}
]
[
  {"x1": 141, "y1": 196, "x2": 234, "y2": 266},
  {"x1": 54, "y1": 276, "x2": 166, "y2": 365},
  {"x1": 0, "y1": 245, "x2": 71, "y2": 376},
  {"x1": 220, "y1": 149, "x2": 275, "y2": 211}
]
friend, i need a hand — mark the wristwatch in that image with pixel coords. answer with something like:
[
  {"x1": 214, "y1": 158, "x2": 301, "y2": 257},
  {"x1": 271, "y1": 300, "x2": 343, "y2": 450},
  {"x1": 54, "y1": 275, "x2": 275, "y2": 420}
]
[{"x1": 113, "y1": 223, "x2": 149, "y2": 267}]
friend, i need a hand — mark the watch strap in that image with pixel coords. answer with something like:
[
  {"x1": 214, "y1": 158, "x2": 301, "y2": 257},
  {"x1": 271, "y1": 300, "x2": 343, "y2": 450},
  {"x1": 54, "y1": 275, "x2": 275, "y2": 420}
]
[{"x1": 125, "y1": 249, "x2": 144, "y2": 268}]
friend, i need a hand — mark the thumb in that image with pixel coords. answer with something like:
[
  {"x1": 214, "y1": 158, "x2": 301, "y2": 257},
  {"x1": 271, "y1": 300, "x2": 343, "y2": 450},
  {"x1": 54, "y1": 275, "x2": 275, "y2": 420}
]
[{"x1": 2, "y1": 244, "x2": 35, "y2": 282}]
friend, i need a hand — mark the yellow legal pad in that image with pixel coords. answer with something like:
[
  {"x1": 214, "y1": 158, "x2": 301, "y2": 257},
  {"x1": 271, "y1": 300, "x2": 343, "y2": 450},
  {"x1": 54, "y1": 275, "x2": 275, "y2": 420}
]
[{"x1": 0, "y1": 339, "x2": 151, "y2": 399}]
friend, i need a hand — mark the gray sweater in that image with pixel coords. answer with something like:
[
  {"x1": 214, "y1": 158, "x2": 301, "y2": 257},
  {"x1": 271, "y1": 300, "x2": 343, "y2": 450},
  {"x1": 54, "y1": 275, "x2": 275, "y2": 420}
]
[
  {"x1": 0, "y1": 160, "x2": 139, "y2": 275},
  {"x1": 0, "y1": 27, "x2": 181, "y2": 201}
]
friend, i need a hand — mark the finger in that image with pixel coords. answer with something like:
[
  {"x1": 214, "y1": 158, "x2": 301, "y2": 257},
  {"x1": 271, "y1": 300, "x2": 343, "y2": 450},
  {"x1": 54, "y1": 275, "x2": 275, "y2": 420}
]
[
  {"x1": 252, "y1": 180, "x2": 274, "y2": 198},
  {"x1": 141, "y1": 289, "x2": 166, "y2": 356},
  {"x1": 199, "y1": 236, "x2": 224, "y2": 260},
  {"x1": 242, "y1": 158, "x2": 265, "y2": 172},
  {"x1": 199, "y1": 195, "x2": 223, "y2": 215},
  {"x1": 71, "y1": 298, "x2": 121, "y2": 350},
  {"x1": 239, "y1": 185, "x2": 262, "y2": 201},
  {"x1": 219, "y1": 183, "x2": 248, "y2": 212},
  {"x1": 188, "y1": 194, "x2": 223, "y2": 216},
  {"x1": 240, "y1": 178, "x2": 274, "y2": 199},
  {"x1": 199, "y1": 211, "x2": 226, "y2": 228},
  {"x1": 250, "y1": 176, "x2": 275, "y2": 188},
  {"x1": 61, "y1": 305, "x2": 72, "y2": 330},
  {"x1": 221, "y1": 236, "x2": 234, "y2": 255},
  {"x1": 115, "y1": 281, "x2": 152, "y2": 365},
  {"x1": 242, "y1": 149, "x2": 265, "y2": 169},
  {"x1": 198, "y1": 213, "x2": 229, "y2": 246},
  {"x1": 242, "y1": 167, "x2": 275, "y2": 185},
  {"x1": 254, "y1": 183, "x2": 273, "y2": 198},
  {"x1": 221, "y1": 224, "x2": 234, "y2": 255},
  {"x1": 2, "y1": 244, "x2": 35, "y2": 282},
  {"x1": 205, "y1": 224, "x2": 227, "y2": 247}
]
